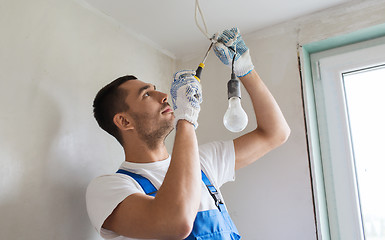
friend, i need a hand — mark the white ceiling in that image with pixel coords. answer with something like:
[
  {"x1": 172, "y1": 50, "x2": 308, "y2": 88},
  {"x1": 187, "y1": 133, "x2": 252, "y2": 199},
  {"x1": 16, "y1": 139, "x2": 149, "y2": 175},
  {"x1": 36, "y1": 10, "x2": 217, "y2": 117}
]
[{"x1": 82, "y1": 0, "x2": 351, "y2": 59}]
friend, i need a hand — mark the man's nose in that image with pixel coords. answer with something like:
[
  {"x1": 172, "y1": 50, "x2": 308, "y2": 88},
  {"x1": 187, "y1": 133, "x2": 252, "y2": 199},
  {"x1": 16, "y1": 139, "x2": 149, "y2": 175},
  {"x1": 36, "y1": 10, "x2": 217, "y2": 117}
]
[{"x1": 159, "y1": 92, "x2": 168, "y2": 103}]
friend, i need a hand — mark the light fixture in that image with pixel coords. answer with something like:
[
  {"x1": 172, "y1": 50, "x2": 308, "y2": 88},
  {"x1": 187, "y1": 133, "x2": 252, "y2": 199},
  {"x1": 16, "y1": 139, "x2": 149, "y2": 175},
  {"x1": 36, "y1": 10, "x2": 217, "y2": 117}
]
[{"x1": 223, "y1": 72, "x2": 248, "y2": 132}]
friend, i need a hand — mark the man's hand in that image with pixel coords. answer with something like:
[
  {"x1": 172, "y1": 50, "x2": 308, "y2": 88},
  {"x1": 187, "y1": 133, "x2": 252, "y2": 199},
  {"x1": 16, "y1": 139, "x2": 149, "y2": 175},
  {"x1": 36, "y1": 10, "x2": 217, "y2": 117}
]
[
  {"x1": 213, "y1": 27, "x2": 254, "y2": 77},
  {"x1": 170, "y1": 70, "x2": 203, "y2": 129}
]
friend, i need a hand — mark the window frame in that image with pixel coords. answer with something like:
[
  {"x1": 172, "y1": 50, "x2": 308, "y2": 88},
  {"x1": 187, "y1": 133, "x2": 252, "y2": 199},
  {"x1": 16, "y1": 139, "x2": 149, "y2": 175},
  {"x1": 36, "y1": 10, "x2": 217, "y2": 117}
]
[{"x1": 300, "y1": 24, "x2": 385, "y2": 240}]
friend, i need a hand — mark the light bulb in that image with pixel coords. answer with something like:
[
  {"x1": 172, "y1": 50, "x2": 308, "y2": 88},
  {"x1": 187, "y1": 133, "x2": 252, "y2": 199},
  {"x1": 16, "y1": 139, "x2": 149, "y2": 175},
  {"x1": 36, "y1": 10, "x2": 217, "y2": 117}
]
[
  {"x1": 223, "y1": 77, "x2": 248, "y2": 132},
  {"x1": 223, "y1": 97, "x2": 248, "y2": 132}
]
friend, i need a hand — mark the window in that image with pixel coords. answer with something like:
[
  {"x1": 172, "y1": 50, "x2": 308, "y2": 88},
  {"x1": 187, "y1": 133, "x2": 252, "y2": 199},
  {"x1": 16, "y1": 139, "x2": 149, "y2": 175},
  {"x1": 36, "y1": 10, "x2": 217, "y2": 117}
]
[{"x1": 303, "y1": 35, "x2": 385, "y2": 240}]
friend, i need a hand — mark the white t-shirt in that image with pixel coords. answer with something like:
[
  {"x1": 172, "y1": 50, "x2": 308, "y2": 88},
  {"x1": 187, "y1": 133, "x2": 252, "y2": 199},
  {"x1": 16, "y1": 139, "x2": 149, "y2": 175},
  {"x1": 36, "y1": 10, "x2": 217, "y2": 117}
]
[{"x1": 86, "y1": 140, "x2": 236, "y2": 240}]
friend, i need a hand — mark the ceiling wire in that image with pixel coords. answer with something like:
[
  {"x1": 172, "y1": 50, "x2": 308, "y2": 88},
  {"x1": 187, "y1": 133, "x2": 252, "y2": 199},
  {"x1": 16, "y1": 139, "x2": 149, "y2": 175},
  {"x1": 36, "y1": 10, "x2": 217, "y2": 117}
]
[{"x1": 194, "y1": 0, "x2": 211, "y2": 40}]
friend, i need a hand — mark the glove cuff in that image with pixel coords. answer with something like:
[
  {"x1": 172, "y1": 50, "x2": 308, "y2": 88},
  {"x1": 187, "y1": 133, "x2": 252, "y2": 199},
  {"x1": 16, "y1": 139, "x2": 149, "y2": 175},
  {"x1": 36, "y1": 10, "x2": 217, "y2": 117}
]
[
  {"x1": 173, "y1": 107, "x2": 200, "y2": 129},
  {"x1": 234, "y1": 49, "x2": 254, "y2": 77}
]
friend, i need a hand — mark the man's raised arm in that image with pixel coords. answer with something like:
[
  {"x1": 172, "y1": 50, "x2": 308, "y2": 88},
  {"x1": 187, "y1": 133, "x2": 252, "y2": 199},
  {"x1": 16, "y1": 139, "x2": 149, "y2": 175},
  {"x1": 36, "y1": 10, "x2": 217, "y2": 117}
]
[{"x1": 212, "y1": 27, "x2": 290, "y2": 170}]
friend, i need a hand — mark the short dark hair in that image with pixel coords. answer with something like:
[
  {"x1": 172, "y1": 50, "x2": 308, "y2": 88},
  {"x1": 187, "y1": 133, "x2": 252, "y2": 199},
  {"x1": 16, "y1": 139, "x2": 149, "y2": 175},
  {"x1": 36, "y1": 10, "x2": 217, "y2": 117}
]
[{"x1": 93, "y1": 75, "x2": 137, "y2": 144}]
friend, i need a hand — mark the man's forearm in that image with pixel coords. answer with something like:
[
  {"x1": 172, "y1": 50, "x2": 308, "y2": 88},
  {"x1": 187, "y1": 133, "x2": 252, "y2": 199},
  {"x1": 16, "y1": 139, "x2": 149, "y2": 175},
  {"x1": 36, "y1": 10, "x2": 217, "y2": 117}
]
[
  {"x1": 239, "y1": 69, "x2": 290, "y2": 141},
  {"x1": 154, "y1": 120, "x2": 201, "y2": 237},
  {"x1": 233, "y1": 69, "x2": 290, "y2": 169}
]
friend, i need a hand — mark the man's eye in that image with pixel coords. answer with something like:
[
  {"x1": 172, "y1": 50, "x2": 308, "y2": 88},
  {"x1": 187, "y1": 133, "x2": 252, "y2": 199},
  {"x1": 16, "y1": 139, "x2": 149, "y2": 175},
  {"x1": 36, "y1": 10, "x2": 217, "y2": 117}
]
[{"x1": 143, "y1": 92, "x2": 150, "y2": 97}]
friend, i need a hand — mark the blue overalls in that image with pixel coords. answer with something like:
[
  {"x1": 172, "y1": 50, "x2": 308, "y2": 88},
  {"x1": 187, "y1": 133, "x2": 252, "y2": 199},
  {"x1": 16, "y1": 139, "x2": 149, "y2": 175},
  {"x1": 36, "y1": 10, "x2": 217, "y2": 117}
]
[{"x1": 116, "y1": 169, "x2": 241, "y2": 240}]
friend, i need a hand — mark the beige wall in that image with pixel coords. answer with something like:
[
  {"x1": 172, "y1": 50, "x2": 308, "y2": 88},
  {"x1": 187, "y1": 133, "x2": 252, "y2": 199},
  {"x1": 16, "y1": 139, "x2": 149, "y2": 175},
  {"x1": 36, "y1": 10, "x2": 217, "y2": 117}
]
[
  {"x1": 0, "y1": 0, "x2": 174, "y2": 239},
  {"x1": 1, "y1": 0, "x2": 385, "y2": 239}
]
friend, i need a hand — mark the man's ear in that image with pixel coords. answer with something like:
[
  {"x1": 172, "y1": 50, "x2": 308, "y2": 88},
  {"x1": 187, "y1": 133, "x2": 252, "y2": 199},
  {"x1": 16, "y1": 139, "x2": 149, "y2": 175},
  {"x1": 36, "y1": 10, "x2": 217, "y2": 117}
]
[{"x1": 113, "y1": 113, "x2": 134, "y2": 131}]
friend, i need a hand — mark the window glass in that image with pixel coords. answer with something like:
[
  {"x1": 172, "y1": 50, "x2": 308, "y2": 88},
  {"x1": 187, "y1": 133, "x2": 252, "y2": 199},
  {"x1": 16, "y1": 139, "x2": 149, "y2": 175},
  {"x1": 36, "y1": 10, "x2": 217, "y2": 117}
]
[{"x1": 343, "y1": 66, "x2": 385, "y2": 239}]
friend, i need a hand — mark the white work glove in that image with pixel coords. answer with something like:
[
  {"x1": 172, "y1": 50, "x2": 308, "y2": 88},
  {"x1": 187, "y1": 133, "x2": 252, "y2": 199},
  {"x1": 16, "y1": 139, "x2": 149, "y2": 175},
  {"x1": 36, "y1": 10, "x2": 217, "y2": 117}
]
[
  {"x1": 212, "y1": 27, "x2": 254, "y2": 77},
  {"x1": 170, "y1": 70, "x2": 203, "y2": 129}
]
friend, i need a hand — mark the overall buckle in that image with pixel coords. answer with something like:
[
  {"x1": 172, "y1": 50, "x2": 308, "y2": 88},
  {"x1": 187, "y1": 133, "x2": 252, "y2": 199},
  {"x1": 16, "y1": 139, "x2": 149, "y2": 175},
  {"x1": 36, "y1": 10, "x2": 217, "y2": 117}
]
[{"x1": 206, "y1": 185, "x2": 224, "y2": 209}]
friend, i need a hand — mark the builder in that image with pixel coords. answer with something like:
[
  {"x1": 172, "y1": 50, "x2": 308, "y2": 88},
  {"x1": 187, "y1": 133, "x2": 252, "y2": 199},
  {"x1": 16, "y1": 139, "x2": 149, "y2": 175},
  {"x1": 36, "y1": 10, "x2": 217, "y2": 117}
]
[{"x1": 86, "y1": 27, "x2": 290, "y2": 240}]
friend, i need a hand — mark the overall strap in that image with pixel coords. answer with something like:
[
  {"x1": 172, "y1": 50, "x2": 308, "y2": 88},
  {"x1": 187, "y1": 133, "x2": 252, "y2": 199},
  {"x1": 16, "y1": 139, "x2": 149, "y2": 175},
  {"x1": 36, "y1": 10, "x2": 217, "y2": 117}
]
[
  {"x1": 117, "y1": 169, "x2": 225, "y2": 211},
  {"x1": 116, "y1": 169, "x2": 157, "y2": 197},
  {"x1": 201, "y1": 171, "x2": 225, "y2": 212}
]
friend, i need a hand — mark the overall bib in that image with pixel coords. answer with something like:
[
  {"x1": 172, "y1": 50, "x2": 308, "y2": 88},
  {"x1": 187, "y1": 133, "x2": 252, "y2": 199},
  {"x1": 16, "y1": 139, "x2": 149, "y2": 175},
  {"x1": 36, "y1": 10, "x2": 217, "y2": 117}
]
[{"x1": 117, "y1": 169, "x2": 241, "y2": 240}]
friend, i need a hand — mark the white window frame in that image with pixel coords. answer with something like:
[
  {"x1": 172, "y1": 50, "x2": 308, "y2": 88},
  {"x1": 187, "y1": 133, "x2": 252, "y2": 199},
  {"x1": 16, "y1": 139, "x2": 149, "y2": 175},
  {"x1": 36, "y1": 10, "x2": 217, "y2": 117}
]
[{"x1": 305, "y1": 36, "x2": 385, "y2": 240}]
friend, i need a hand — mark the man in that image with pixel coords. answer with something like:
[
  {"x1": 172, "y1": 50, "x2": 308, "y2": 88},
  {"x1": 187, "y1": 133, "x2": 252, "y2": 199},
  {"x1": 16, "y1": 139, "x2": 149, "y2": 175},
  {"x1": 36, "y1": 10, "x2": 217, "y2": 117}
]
[{"x1": 86, "y1": 28, "x2": 290, "y2": 240}]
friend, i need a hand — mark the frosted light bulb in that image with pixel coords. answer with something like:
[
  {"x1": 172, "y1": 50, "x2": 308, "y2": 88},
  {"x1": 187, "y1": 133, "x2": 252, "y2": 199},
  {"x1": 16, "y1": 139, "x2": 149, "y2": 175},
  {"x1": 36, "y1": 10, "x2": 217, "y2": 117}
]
[
  {"x1": 223, "y1": 77, "x2": 248, "y2": 132},
  {"x1": 223, "y1": 97, "x2": 248, "y2": 132}
]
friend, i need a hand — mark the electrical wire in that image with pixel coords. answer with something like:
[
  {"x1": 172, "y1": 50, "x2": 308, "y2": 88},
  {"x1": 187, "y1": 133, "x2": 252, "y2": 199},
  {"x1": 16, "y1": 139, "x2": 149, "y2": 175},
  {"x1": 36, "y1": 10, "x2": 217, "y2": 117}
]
[
  {"x1": 230, "y1": 46, "x2": 237, "y2": 78},
  {"x1": 195, "y1": 0, "x2": 211, "y2": 40},
  {"x1": 193, "y1": 0, "x2": 214, "y2": 82}
]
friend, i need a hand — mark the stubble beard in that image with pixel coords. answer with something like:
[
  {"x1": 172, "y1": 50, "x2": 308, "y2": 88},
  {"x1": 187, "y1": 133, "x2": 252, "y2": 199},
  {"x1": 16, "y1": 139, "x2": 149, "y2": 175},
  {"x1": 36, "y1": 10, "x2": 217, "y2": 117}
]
[{"x1": 131, "y1": 111, "x2": 174, "y2": 150}]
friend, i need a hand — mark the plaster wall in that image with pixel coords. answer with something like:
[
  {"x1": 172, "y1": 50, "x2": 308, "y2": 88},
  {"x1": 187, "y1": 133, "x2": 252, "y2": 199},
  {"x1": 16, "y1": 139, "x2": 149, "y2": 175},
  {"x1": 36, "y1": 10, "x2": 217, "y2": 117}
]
[{"x1": 0, "y1": 0, "x2": 174, "y2": 239}]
